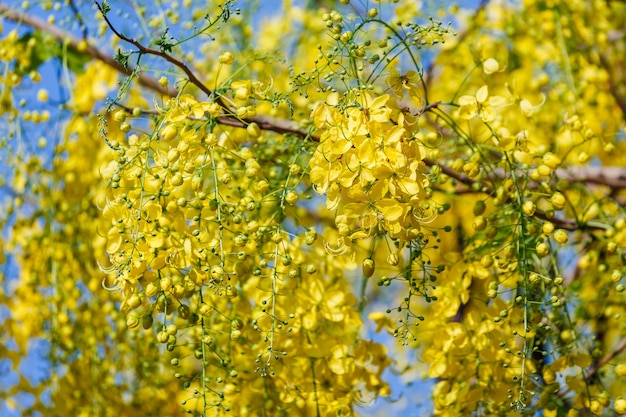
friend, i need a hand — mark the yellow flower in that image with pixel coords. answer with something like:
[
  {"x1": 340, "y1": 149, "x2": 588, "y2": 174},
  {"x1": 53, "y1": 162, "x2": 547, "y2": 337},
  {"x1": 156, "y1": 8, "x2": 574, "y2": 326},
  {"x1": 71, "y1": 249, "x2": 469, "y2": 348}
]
[
  {"x1": 218, "y1": 51, "x2": 234, "y2": 64},
  {"x1": 231, "y1": 80, "x2": 252, "y2": 100},
  {"x1": 457, "y1": 85, "x2": 506, "y2": 122},
  {"x1": 483, "y1": 58, "x2": 499, "y2": 74},
  {"x1": 358, "y1": 93, "x2": 392, "y2": 123},
  {"x1": 386, "y1": 69, "x2": 421, "y2": 99}
]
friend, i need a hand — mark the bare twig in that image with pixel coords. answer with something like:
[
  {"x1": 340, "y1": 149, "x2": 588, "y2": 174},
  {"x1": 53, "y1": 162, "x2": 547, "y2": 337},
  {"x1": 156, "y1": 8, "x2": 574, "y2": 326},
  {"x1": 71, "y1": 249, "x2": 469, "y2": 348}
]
[{"x1": 93, "y1": 0, "x2": 213, "y2": 98}]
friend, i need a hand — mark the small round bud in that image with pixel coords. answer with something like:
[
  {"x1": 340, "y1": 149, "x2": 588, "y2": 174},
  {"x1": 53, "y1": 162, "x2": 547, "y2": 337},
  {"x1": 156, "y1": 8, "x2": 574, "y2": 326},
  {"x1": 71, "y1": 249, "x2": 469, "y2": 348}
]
[
  {"x1": 285, "y1": 191, "x2": 298, "y2": 205},
  {"x1": 362, "y1": 258, "x2": 375, "y2": 277},
  {"x1": 542, "y1": 222, "x2": 555, "y2": 235},
  {"x1": 473, "y1": 200, "x2": 486, "y2": 216},
  {"x1": 553, "y1": 229, "x2": 568, "y2": 244},
  {"x1": 522, "y1": 201, "x2": 536, "y2": 216},
  {"x1": 551, "y1": 192, "x2": 566, "y2": 210},
  {"x1": 246, "y1": 122, "x2": 261, "y2": 138},
  {"x1": 536, "y1": 242, "x2": 550, "y2": 257},
  {"x1": 219, "y1": 51, "x2": 235, "y2": 65},
  {"x1": 473, "y1": 216, "x2": 487, "y2": 231}
]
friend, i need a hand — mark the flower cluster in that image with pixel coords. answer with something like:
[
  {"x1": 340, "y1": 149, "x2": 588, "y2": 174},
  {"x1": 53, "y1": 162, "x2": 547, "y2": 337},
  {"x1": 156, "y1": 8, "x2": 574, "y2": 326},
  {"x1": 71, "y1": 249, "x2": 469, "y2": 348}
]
[{"x1": 310, "y1": 93, "x2": 431, "y2": 244}]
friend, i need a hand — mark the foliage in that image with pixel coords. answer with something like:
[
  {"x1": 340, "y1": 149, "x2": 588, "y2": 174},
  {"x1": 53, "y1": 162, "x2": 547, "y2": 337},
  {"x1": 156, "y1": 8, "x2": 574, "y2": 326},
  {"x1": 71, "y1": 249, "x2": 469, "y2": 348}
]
[{"x1": 1, "y1": 0, "x2": 626, "y2": 416}]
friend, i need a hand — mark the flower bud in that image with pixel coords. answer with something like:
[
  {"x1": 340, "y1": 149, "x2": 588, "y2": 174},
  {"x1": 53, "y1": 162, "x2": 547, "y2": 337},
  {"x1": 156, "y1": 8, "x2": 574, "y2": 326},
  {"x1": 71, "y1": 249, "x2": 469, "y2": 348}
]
[
  {"x1": 553, "y1": 229, "x2": 568, "y2": 244},
  {"x1": 522, "y1": 201, "x2": 536, "y2": 216},
  {"x1": 536, "y1": 242, "x2": 550, "y2": 257},
  {"x1": 387, "y1": 252, "x2": 399, "y2": 266},
  {"x1": 362, "y1": 258, "x2": 375, "y2": 277},
  {"x1": 160, "y1": 124, "x2": 177, "y2": 141},
  {"x1": 542, "y1": 222, "x2": 555, "y2": 234},
  {"x1": 543, "y1": 152, "x2": 561, "y2": 169},
  {"x1": 246, "y1": 122, "x2": 261, "y2": 138},
  {"x1": 473, "y1": 216, "x2": 487, "y2": 231},
  {"x1": 219, "y1": 51, "x2": 234, "y2": 64},
  {"x1": 551, "y1": 192, "x2": 566, "y2": 210},
  {"x1": 473, "y1": 200, "x2": 486, "y2": 216}
]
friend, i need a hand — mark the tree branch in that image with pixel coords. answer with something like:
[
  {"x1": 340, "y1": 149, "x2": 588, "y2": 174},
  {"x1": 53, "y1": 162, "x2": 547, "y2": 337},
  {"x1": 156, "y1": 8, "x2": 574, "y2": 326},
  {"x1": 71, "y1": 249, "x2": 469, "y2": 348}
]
[
  {"x1": 423, "y1": 158, "x2": 614, "y2": 231},
  {"x1": 585, "y1": 336, "x2": 626, "y2": 381},
  {"x1": 0, "y1": 2, "x2": 175, "y2": 96},
  {"x1": 557, "y1": 336, "x2": 626, "y2": 399},
  {"x1": 0, "y1": 2, "x2": 310, "y2": 138},
  {"x1": 93, "y1": 0, "x2": 213, "y2": 98}
]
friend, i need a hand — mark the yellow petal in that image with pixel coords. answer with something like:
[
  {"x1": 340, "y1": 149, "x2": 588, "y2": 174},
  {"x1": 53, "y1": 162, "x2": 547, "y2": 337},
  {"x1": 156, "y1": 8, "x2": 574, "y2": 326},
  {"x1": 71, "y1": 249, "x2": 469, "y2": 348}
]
[
  {"x1": 476, "y1": 85, "x2": 489, "y2": 103},
  {"x1": 520, "y1": 98, "x2": 534, "y2": 117},
  {"x1": 376, "y1": 199, "x2": 404, "y2": 221},
  {"x1": 483, "y1": 58, "x2": 499, "y2": 74}
]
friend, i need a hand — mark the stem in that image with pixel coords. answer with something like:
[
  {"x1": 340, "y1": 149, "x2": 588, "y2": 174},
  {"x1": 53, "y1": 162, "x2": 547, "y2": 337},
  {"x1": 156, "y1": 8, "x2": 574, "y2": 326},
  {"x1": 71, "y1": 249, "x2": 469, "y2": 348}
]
[{"x1": 94, "y1": 0, "x2": 214, "y2": 98}]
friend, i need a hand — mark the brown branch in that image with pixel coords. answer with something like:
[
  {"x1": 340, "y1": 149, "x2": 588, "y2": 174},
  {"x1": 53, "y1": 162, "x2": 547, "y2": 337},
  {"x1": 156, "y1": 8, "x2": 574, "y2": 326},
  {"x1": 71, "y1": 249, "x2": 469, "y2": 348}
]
[
  {"x1": 424, "y1": 158, "x2": 614, "y2": 231},
  {"x1": 114, "y1": 101, "x2": 312, "y2": 138},
  {"x1": 483, "y1": 166, "x2": 626, "y2": 191},
  {"x1": 424, "y1": 157, "x2": 476, "y2": 189},
  {"x1": 557, "y1": 336, "x2": 626, "y2": 398},
  {"x1": 585, "y1": 336, "x2": 626, "y2": 381},
  {"x1": 0, "y1": 2, "x2": 310, "y2": 138},
  {"x1": 93, "y1": 0, "x2": 319, "y2": 139},
  {"x1": 217, "y1": 115, "x2": 313, "y2": 137},
  {"x1": 415, "y1": 101, "x2": 441, "y2": 116},
  {"x1": 93, "y1": 0, "x2": 213, "y2": 98},
  {"x1": 557, "y1": 166, "x2": 626, "y2": 189},
  {"x1": 0, "y1": 2, "x2": 175, "y2": 96}
]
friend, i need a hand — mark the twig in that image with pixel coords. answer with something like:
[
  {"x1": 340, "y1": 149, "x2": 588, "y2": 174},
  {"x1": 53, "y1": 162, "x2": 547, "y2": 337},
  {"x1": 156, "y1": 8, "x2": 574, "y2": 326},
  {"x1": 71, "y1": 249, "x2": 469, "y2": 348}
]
[
  {"x1": 94, "y1": 0, "x2": 213, "y2": 98},
  {"x1": 93, "y1": 0, "x2": 319, "y2": 138},
  {"x1": 0, "y1": 3, "x2": 310, "y2": 137}
]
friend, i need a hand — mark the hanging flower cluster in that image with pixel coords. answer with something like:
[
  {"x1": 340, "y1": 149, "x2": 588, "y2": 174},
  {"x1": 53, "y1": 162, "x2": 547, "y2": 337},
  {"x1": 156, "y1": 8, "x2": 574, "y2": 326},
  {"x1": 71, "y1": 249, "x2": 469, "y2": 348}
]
[
  {"x1": 98, "y1": 84, "x2": 391, "y2": 414},
  {"x1": 310, "y1": 93, "x2": 431, "y2": 244}
]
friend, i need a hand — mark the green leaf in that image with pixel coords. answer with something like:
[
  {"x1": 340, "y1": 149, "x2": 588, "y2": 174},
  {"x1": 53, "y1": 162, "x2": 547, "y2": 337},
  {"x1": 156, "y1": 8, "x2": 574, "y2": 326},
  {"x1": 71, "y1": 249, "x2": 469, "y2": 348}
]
[
  {"x1": 15, "y1": 31, "x2": 89, "y2": 75},
  {"x1": 114, "y1": 49, "x2": 131, "y2": 70},
  {"x1": 15, "y1": 32, "x2": 57, "y2": 75},
  {"x1": 154, "y1": 29, "x2": 175, "y2": 53},
  {"x1": 65, "y1": 45, "x2": 90, "y2": 74},
  {"x1": 100, "y1": 0, "x2": 111, "y2": 15}
]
